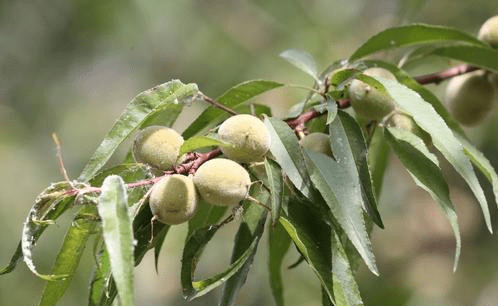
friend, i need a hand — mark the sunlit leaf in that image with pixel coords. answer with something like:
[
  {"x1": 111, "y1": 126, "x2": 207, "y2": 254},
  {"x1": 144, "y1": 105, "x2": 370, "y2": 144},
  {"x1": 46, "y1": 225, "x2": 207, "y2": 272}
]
[
  {"x1": 385, "y1": 127, "x2": 461, "y2": 270},
  {"x1": 97, "y1": 175, "x2": 134, "y2": 306},
  {"x1": 264, "y1": 158, "x2": 284, "y2": 227},
  {"x1": 457, "y1": 136, "x2": 498, "y2": 209},
  {"x1": 21, "y1": 182, "x2": 78, "y2": 280},
  {"x1": 375, "y1": 77, "x2": 492, "y2": 233},
  {"x1": 182, "y1": 80, "x2": 283, "y2": 139},
  {"x1": 329, "y1": 111, "x2": 383, "y2": 228},
  {"x1": 304, "y1": 150, "x2": 378, "y2": 275},
  {"x1": 264, "y1": 117, "x2": 313, "y2": 198},
  {"x1": 279, "y1": 49, "x2": 319, "y2": 82},
  {"x1": 78, "y1": 80, "x2": 198, "y2": 182},
  {"x1": 331, "y1": 229, "x2": 364, "y2": 306},
  {"x1": 350, "y1": 24, "x2": 487, "y2": 60}
]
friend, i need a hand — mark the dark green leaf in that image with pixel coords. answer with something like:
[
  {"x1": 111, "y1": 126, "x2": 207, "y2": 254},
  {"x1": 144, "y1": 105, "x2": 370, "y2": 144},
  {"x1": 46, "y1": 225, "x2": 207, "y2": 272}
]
[
  {"x1": 269, "y1": 221, "x2": 292, "y2": 306},
  {"x1": 179, "y1": 136, "x2": 230, "y2": 156},
  {"x1": 97, "y1": 175, "x2": 134, "y2": 306},
  {"x1": 220, "y1": 196, "x2": 268, "y2": 305},
  {"x1": 376, "y1": 77, "x2": 492, "y2": 233},
  {"x1": 78, "y1": 80, "x2": 198, "y2": 182},
  {"x1": 349, "y1": 24, "x2": 487, "y2": 60},
  {"x1": 385, "y1": 127, "x2": 461, "y2": 270},
  {"x1": 331, "y1": 229, "x2": 364, "y2": 306},
  {"x1": 39, "y1": 205, "x2": 98, "y2": 306},
  {"x1": 304, "y1": 150, "x2": 378, "y2": 275},
  {"x1": 457, "y1": 136, "x2": 498, "y2": 209},
  {"x1": 264, "y1": 158, "x2": 284, "y2": 227},
  {"x1": 88, "y1": 240, "x2": 112, "y2": 306},
  {"x1": 0, "y1": 242, "x2": 22, "y2": 275},
  {"x1": 279, "y1": 49, "x2": 319, "y2": 81},
  {"x1": 429, "y1": 45, "x2": 498, "y2": 73},
  {"x1": 182, "y1": 80, "x2": 283, "y2": 139},
  {"x1": 367, "y1": 127, "x2": 390, "y2": 198},
  {"x1": 329, "y1": 111, "x2": 383, "y2": 228},
  {"x1": 279, "y1": 197, "x2": 334, "y2": 302},
  {"x1": 263, "y1": 117, "x2": 313, "y2": 198}
]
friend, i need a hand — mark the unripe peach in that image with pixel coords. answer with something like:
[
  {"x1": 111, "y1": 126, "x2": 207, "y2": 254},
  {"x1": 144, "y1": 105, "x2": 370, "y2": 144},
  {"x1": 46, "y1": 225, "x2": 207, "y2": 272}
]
[
  {"x1": 217, "y1": 114, "x2": 270, "y2": 164},
  {"x1": 386, "y1": 113, "x2": 432, "y2": 146},
  {"x1": 478, "y1": 15, "x2": 498, "y2": 48},
  {"x1": 299, "y1": 132, "x2": 333, "y2": 157},
  {"x1": 445, "y1": 70, "x2": 495, "y2": 126},
  {"x1": 348, "y1": 67, "x2": 397, "y2": 120},
  {"x1": 149, "y1": 174, "x2": 198, "y2": 225},
  {"x1": 193, "y1": 158, "x2": 251, "y2": 206},
  {"x1": 132, "y1": 126, "x2": 184, "y2": 171}
]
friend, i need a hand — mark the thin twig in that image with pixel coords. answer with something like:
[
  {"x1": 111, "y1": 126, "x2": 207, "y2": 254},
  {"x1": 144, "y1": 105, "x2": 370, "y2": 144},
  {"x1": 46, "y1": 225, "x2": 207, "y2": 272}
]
[
  {"x1": 52, "y1": 133, "x2": 72, "y2": 185},
  {"x1": 202, "y1": 94, "x2": 238, "y2": 116},
  {"x1": 414, "y1": 64, "x2": 479, "y2": 85}
]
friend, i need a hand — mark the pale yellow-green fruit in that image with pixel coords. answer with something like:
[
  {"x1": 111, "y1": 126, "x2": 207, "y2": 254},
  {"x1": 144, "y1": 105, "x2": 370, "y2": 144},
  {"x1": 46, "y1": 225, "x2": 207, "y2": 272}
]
[
  {"x1": 133, "y1": 126, "x2": 184, "y2": 171},
  {"x1": 299, "y1": 132, "x2": 333, "y2": 157},
  {"x1": 478, "y1": 15, "x2": 498, "y2": 48},
  {"x1": 348, "y1": 67, "x2": 397, "y2": 120},
  {"x1": 386, "y1": 113, "x2": 432, "y2": 146},
  {"x1": 193, "y1": 158, "x2": 251, "y2": 206},
  {"x1": 445, "y1": 70, "x2": 496, "y2": 126},
  {"x1": 217, "y1": 114, "x2": 270, "y2": 164},
  {"x1": 149, "y1": 174, "x2": 198, "y2": 225}
]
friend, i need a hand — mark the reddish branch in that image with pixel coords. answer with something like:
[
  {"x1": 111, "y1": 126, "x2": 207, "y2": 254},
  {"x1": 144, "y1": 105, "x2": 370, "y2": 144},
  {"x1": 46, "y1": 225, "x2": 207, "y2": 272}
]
[
  {"x1": 413, "y1": 64, "x2": 479, "y2": 85},
  {"x1": 64, "y1": 64, "x2": 480, "y2": 198},
  {"x1": 285, "y1": 109, "x2": 323, "y2": 134}
]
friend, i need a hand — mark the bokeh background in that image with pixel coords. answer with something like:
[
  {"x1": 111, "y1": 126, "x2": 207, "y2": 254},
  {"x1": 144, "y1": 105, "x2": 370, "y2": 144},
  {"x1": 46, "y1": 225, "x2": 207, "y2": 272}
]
[{"x1": 1, "y1": 0, "x2": 498, "y2": 305}]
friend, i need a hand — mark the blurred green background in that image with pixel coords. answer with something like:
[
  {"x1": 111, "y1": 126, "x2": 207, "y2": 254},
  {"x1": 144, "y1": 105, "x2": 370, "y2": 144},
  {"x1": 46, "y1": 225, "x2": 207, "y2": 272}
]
[{"x1": 1, "y1": 0, "x2": 498, "y2": 305}]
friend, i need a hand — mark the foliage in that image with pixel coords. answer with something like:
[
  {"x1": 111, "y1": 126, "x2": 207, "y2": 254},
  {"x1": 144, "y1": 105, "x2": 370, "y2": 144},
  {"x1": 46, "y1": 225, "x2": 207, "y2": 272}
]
[{"x1": 3, "y1": 23, "x2": 498, "y2": 306}]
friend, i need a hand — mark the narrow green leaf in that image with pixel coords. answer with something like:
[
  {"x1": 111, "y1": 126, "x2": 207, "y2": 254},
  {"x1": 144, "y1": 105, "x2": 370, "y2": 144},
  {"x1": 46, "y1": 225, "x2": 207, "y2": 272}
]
[
  {"x1": 376, "y1": 77, "x2": 492, "y2": 233},
  {"x1": 181, "y1": 219, "x2": 260, "y2": 300},
  {"x1": 358, "y1": 60, "x2": 465, "y2": 136},
  {"x1": 385, "y1": 127, "x2": 461, "y2": 270},
  {"x1": 349, "y1": 24, "x2": 487, "y2": 60},
  {"x1": 21, "y1": 182, "x2": 77, "y2": 280},
  {"x1": 97, "y1": 175, "x2": 134, "y2": 306},
  {"x1": 220, "y1": 198, "x2": 268, "y2": 305},
  {"x1": 304, "y1": 150, "x2": 378, "y2": 275},
  {"x1": 264, "y1": 158, "x2": 284, "y2": 227},
  {"x1": 457, "y1": 136, "x2": 498, "y2": 209},
  {"x1": 326, "y1": 98, "x2": 338, "y2": 124},
  {"x1": 179, "y1": 136, "x2": 230, "y2": 156},
  {"x1": 263, "y1": 117, "x2": 313, "y2": 198},
  {"x1": 187, "y1": 202, "x2": 228, "y2": 237},
  {"x1": 269, "y1": 221, "x2": 292, "y2": 306},
  {"x1": 367, "y1": 127, "x2": 390, "y2": 198},
  {"x1": 429, "y1": 45, "x2": 498, "y2": 73},
  {"x1": 331, "y1": 229, "x2": 364, "y2": 306},
  {"x1": 182, "y1": 80, "x2": 284, "y2": 139},
  {"x1": 0, "y1": 242, "x2": 22, "y2": 275},
  {"x1": 78, "y1": 80, "x2": 198, "y2": 182},
  {"x1": 88, "y1": 241, "x2": 112, "y2": 306},
  {"x1": 279, "y1": 196, "x2": 334, "y2": 303},
  {"x1": 279, "y1": 49, "x2": 319, "y2": 81},
  {"x1": 39, "y1": 205, "x2": 98, "y2": 306},
  {"x1": 329, "y1": 111, "x2": 383, "y2": 228}
]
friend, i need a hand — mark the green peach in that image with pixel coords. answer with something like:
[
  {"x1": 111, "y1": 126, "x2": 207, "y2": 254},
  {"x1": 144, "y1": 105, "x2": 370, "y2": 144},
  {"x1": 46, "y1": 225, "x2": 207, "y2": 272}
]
[
  {"x1": 149, "y1": 174, "x2": 198, "y2": 225},
  {"x1": 299, "y1": 132, "x2": 333, "y2": 157},
  {"x1": 193, "y1": 158, "x2": 251, "y2": 206},
  {"x1": 478, "y1": 15, "x2": 498, "y2": 48},
  {"x1": 348, "y1": 67, "x2": 397, "y2": 120},
  {"x1": 133, "y1": 126, "x2": 184, "y2": 171},
  {"x1": 218, "y1": 114, "x2": 270, "y2": 164}
]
